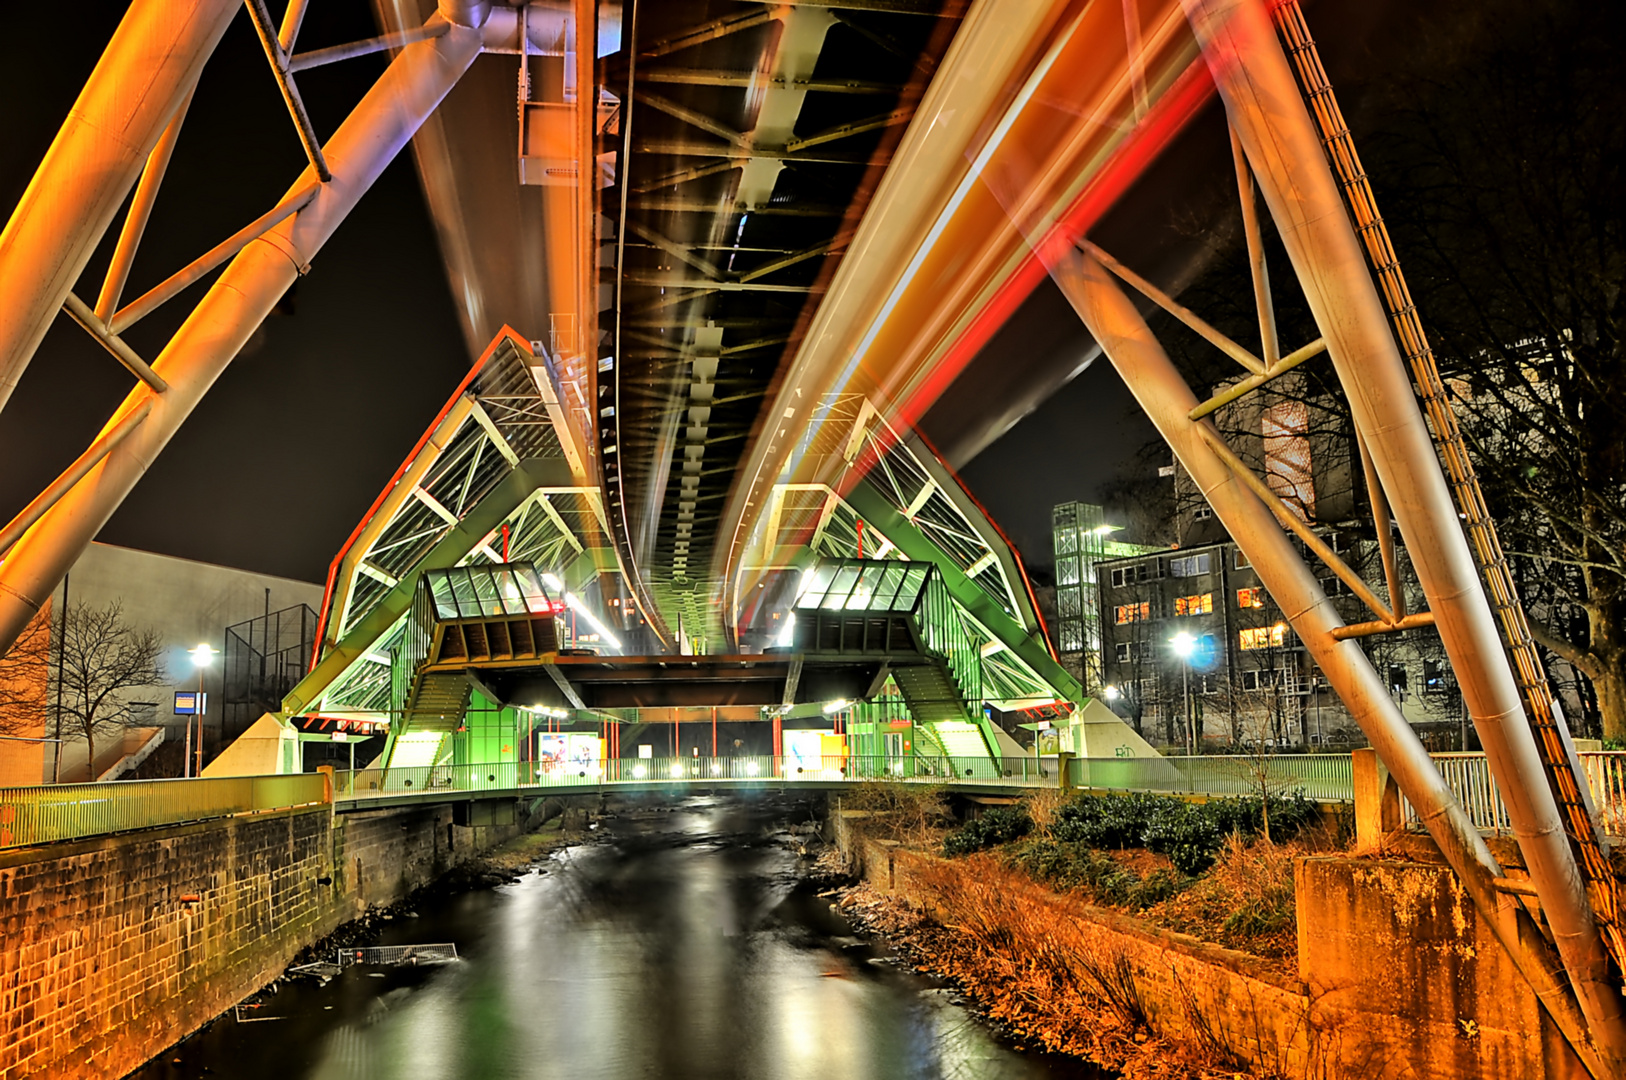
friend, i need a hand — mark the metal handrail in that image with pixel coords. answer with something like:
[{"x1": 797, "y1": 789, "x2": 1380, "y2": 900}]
[{"x1": 0, "y1": 773, "x2": 329, "y2": 851}]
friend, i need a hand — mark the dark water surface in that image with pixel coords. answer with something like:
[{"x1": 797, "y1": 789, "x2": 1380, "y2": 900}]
[{"x1": 133, "y1": 795, "x2": 1106, "y2": 1080}]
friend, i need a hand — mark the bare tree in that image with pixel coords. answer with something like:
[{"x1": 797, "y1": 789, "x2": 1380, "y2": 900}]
[
  {"x1": 0, "y1": 607, "x2": 52, "y2": 737},
  {"x1": 55, "y1": 602, "x2": 165, "y2": 778},
  {"x1": 1359, "y1": 0, "x2": 1626, "y2": 739}
]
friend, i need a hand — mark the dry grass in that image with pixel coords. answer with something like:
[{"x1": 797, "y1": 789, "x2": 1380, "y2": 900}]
[
  {"x1": 1024, "y1": 787, "x2": 1069, "y2": 840},
  {"x1": 1149, "y1": 834, "x2": 1300, "y2": 961},
  {"x1": 836, "y1": 782, "x2": 952, "y2": 847},
  {"x1": 841, "y1": 859, "x2": 1267, "y2": 1080}
]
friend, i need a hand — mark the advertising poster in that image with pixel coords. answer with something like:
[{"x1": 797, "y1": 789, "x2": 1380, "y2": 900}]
[
  {"x1": 783, "y1": 729, "x2": 846, "y2": 776},
  {"x1": 537, "y1": 733, "x2": 605, "y2": 776}
]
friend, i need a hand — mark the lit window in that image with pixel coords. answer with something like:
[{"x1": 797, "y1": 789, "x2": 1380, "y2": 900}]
[
  {"x1": 1174, "y1": 593, "x2": 1212, "y2": 617},
  {"x1": 1240, "y1": 624, "x2": 1288, "y2": 650},
  {"x1": 1237, "y1": 587, "x2": 1264, "y2": 609},
  {"x1": 1114, "y1": 602, "x2": 1150, "y2": 625}
]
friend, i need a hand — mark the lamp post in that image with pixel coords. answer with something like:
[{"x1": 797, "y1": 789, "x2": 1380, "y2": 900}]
[
  {"x1": 1170, "y1": 631, "x2": 1196, "y2": 756},
  {"x1": 187, "y1": 643, "x2": 217, "y2": 778}
]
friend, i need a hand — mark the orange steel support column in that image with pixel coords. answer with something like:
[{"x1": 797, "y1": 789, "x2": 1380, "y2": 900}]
[
  {"x1": 1055, "y1": 247, "x2": 1609, "y2": 1078},
  {"x1": 1182, "y1": 0, "x2": 1625, "y2": 1066},
  {"x1": 0, "y1": 9, "x2": 493, "y2": 656},
  {"x1": 0, "y1": 0, "x2": 238, "y2": 414}
]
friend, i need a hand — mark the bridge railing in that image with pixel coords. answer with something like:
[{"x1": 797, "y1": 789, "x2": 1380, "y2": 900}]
[
  {"x1": 0, "y1": 774, "x2": 329, "y2": 850},
  {"x1": 1068, "y1": 754, "x2": 1356, "y2": 803},
  {"x1": 330, "y1": 755, "x2": 1065, "y2": 800},
  {"x1": 1400, "y1": 751, "x2": 1626, "y2": 837}
]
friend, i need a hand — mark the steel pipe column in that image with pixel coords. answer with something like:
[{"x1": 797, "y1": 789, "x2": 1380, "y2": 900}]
[
  {"x1": 1180, "y1": 0, "x2": 1625, "y2": 1060},
  {"x1": 0, "y1": 14, "x2": 490, "y2": 655},
  {"x1": 0, "y1": 0, "x2": 238, "y2": 414},
  {"x1": 1053, "y1": 248, "x2": 1609, "y2": 1078}
]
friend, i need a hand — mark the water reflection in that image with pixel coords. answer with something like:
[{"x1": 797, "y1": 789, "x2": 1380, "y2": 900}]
[{"x1": 136, "y1": 796, "x2": 1103, "y2": 1080}]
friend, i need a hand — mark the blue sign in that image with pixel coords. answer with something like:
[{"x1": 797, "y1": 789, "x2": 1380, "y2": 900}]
[{"x1": 174, "y1": 691, "x2": 207, "y2": 716}]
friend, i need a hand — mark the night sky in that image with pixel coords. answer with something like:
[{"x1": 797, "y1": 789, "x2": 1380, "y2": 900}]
[{"x1": 0, "y1": 0, "x2": 1414, "y2": 587}]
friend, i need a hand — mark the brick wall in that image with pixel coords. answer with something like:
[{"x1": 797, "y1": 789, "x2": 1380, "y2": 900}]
[{"x1": 0, "y1": 801, "x2": 527, "y2": 1080}]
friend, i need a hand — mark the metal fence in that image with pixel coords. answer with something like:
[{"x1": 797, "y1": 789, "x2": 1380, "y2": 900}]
[
  {"x1": 0, "y1": 773, "x2": 329, "y2": 850},
  {"x1": 1068, "y1": 754, "x2": 1356, "y2": 802},
  {"x1": 13, "y1": 750, "x2": 1620, "y2": 849},
  {"x1": 330, "y1": 753, "x2": 1344, "y2": 802},
  {"x1": 1401, "y1": 751, "x2": 1626, "y2": 837},
  {"x1": 1584, "y1": 753, "x2": 1626, "y2": 837}
]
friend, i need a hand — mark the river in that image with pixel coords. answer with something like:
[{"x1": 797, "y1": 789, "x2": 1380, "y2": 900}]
[{"x1": 132, "y1": 794, "x2": 1106, "y2": 1080}]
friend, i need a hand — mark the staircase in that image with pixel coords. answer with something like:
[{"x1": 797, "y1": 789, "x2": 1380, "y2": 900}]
[
  {"x1": 893, "y1": 663, "x2": 973, "y2": 723},
  {"x1": 401, "y1": 671, "x2": 473, "y2": 735}
]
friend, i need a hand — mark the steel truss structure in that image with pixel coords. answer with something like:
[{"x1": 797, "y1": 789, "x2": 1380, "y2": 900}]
[
  {"x1": 1049, "y1": 0, "x2": 1625, "y2": 1069},
  {"x1": 1, "y1": 0, "x2": 1623, "y2": 1068}
]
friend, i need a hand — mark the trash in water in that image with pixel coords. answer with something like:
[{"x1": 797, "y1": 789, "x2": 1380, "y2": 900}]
[
  {"x1": 232, "y1": 1004, "x2": 285, "y2": 1023},
  {"x1": 289, "y1": 944, "x2": 459, "y2": 983},
  {"x1": 287, "y1": 961, "x2": 344, "y2": 982},
  {"x1": 339, "y1": 944, "x2": 459, "y2": 968}
]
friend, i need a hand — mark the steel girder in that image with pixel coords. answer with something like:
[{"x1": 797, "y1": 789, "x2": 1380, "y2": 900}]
[
  {"x1": 0, "y1": 0, "x2": 239, "y2": 415},
  {"x1": 0, "y1": 3, "x2": 566, "y2": 661},
  {"x1": 285, "y1": 455, "x2": 578, "y2": 717},
  {"x1": 1176, "y1": 0, "x2": 1623, "y2": 1066}
]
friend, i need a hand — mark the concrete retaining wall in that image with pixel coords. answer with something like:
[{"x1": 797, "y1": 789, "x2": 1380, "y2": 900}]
[
  {"x1": 0, "y1": 802, "x2": 527, "y2": 1080},
  {"x1": 831, "y1": 813, "x2": 1583, "y2": 1080}
]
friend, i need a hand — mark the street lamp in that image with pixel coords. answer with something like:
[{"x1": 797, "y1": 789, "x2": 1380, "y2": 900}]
[
  {"x1": 1169, "y1": 631, "x2": 1196, "y2": 756},
  {"x1": 187, "y1": 643, "x2": 217, "y2": 779}
]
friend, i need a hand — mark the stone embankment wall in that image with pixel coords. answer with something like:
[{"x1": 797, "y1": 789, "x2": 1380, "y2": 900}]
[
  {"x1": 0, "y1": 800, "x2": 532, "y2": 1080},
  {"x1": 830, "y1": 813, "x2": 1583, "y2": 1080}
]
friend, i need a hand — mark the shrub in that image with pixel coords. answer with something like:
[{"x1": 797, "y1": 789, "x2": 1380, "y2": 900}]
[
  {"x1": 1041, "y1": 790, "x2": 1321, "y2": 875},
  {"x1": 942, "y1": 805, "x2": 1031, "y2": 856},
  {"x1": 1007, "y1": 839, "x2": 1189, "y2": 910}
]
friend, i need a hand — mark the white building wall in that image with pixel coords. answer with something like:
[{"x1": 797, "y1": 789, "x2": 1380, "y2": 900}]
[{"x1": 32, "y1": 543, "x2": 324, "y2": 782}]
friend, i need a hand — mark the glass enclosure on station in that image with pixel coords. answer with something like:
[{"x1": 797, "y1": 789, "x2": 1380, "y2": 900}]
[
  {"x1": 793, "y1": 559, "x2": 931, "y2": 614},
  {"x1": 423, "y1": 562, "x2": 554, "y2": 620}
]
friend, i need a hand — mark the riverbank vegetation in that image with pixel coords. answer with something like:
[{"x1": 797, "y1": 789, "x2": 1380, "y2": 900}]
[
  {"x1": 850, "y1": 786, "x2": 1346, "y2": 963},
  {"x1": 836, "y1": 788, "x2": 1353, "y2": 1077}
]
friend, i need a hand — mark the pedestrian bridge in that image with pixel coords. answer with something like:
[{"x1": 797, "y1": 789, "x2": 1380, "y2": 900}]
[{"x1": 6, "y1": 751, "x2": 1624, "y2": 853}]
